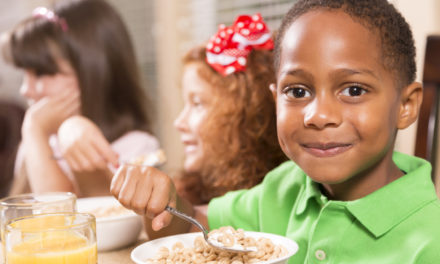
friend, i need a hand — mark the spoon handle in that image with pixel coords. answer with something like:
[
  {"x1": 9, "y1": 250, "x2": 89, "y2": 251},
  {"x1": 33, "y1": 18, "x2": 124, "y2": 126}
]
[{"x1": 165, "y1": 205, "x2": 208, "y2": 235}]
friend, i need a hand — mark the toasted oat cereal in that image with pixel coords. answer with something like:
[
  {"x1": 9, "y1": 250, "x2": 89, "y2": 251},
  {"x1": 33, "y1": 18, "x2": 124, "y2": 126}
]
[{"x1": 146, "y1": 226, "x2": 288, "y2": 264}]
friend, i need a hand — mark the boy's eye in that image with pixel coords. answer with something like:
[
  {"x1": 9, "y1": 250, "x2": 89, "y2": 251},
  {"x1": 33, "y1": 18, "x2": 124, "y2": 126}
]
[
  {"x1": 285, "y1": 87, "x2": 311, "y2": 98},
  {"x1": 341, "y1": 85, "x2": 367, "y2": 97}
]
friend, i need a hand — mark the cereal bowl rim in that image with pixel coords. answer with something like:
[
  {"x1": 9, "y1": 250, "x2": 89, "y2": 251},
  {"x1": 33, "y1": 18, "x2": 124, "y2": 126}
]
[{"x1": 131, "y1": 231, "x2": 299, "y2": 264}]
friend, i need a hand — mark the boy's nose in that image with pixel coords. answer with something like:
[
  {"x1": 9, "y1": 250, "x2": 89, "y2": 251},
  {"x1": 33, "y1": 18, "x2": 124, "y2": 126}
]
[{"x1": 303, "y1": 98, "x2": 342, "y2": 129}]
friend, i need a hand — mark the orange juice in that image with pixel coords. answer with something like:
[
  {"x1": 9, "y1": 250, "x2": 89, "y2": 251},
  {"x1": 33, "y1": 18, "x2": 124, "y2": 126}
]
[
  {"x1": 8, "y1": 214, "x2": 67, "y2": 231},
  {"x1": 0, "y1": 193, "x2": 77, "y2": 263},
  {"x1": 6, "y1": 232, "x2": 97, "y2": 264},
  {"x1": 5, "y1": 214, "x2": 97, "y2": 264}
]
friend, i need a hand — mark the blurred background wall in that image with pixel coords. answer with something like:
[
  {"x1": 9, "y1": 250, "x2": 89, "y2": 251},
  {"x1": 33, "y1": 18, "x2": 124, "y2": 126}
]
[{"x1": 0, "y1": 0, "x2": 439, "y2": 175}]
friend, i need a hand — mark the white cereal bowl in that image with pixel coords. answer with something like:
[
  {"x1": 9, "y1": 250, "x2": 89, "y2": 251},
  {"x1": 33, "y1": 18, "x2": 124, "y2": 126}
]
[
  {"x1": 77, "y1": 196, "x2": 143, "y2": 252},
  {"x1": 131, "y1": 231, "x2": 298, "y2": 264}
]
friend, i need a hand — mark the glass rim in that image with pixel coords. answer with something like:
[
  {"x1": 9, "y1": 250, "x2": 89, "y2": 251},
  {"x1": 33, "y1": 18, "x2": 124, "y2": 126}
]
[
  {"x1": 0, "y1": 192, "x2": 76, "y2": 208},
  {"x1": 5, "y1": 212, "x2": 95, "y2": 233}
]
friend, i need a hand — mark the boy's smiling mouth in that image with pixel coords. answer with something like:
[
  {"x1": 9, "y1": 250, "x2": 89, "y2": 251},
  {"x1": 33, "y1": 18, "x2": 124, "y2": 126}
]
[{"x1": 301, "y1": 142, "x2": 353, "y2": 157}]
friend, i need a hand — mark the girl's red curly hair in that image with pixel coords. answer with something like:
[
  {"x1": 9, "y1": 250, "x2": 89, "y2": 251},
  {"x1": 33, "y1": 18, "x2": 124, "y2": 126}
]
[{"x1": 174, "y1": 45, "x2": 287, "y2": 204}]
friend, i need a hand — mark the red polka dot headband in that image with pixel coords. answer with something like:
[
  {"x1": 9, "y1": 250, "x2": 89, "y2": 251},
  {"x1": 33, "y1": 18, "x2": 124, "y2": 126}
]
[
  {"x1": 206, "y1": 13, "x2": 273, "y2": 76},
  {"x1": 32, "y1": 7, "x2": 68, "y2": 32}
]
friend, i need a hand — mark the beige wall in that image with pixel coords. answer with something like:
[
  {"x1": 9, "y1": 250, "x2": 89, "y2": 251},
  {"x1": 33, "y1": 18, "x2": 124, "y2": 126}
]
[{"x1": 153, "y1": 0, "x2": 188, "y2": 173}]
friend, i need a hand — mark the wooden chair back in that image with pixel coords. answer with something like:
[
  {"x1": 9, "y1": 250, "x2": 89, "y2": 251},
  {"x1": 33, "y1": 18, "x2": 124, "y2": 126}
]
[{"x1": 415, "y1": 35, "x2": 440, "y2": 186}]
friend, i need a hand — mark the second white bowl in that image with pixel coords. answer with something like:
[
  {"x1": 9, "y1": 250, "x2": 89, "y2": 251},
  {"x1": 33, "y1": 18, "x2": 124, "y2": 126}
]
[{"x1": 77, "y1": 196, "x2": 143, "y2": 252}]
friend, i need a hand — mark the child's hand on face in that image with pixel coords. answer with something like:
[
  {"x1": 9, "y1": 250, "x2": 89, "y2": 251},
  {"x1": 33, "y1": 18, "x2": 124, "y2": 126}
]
[
  {"x1": 110, "y1": 165, "x2": 177, "y2": 231},
  {"x1": 57, "y1": 116, "x2": 119, "y2": 173},
  {"x1": 22, "y1": 88, "x2": 80, "y2": 138}
]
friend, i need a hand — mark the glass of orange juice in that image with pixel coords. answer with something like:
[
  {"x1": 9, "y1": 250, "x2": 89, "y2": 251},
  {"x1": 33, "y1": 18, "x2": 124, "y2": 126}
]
[
  {"x1": 0, "y1": 192, "x2": 77, "y2": 262},
  {"x1": 4, "y1": 212, "x2": 97, "y2": 264}
]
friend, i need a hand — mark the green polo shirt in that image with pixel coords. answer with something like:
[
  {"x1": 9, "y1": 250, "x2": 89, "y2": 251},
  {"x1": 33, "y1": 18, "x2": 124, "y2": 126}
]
[{"x1": 208, "y1": 152, "x2": 440, "y2": 263}]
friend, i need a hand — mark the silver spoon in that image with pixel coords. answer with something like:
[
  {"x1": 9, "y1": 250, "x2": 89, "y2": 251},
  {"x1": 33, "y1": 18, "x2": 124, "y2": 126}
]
[{"x1": 165, "y1": 205, "x2": 256, "y2": 253}]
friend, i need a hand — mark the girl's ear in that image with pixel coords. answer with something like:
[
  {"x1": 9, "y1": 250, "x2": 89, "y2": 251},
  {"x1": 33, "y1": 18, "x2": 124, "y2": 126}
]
[
  {"x1": 270, "y1": 83, "x2": 277, "y2": 101},
  {"x1": 397, "y1": 82, "x2": 423, "y2": 129}
]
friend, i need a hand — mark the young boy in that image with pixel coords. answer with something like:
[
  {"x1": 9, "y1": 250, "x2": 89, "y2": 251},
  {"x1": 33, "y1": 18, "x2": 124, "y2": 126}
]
[{"x1": 111, "y1": 0, "x2": 440, "y2": 262}]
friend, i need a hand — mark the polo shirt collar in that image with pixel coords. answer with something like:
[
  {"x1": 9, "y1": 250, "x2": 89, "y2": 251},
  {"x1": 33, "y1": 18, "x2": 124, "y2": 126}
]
[
  {"x1": 296, "y1": 174, "x2": 327, "y2": 215},
  {"x1": 346, "y1": 152, "x2": 437, "y2": 238}
]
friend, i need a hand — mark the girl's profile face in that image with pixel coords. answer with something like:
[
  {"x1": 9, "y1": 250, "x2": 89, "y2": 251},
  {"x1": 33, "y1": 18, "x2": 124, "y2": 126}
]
[
  {"x1": 20, "y1": 58, "x2": 80, "y2": 106},
  {"x1": 174, "y1": 63, "x2": 214, "y2": 173}
]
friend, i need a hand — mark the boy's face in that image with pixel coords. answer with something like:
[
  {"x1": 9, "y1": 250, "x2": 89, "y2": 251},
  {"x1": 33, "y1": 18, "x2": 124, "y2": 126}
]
[{"x1": 273, "y1": 10, "x2": 405, "y2": 184}]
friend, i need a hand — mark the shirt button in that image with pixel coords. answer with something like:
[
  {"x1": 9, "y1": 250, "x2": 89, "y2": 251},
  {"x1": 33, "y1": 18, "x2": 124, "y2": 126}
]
[{"x1": 315, "y1": 249, "x2": 326, "y2": 260}]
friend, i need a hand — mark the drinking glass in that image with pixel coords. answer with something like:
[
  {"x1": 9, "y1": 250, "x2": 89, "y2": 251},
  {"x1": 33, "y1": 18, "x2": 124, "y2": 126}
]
[
  {"x1": 0, "y1": 192, "x2": 77, "y2": 261},
  {"x1": 4, "y1": 212, "x2": 97, "y2": 264}
]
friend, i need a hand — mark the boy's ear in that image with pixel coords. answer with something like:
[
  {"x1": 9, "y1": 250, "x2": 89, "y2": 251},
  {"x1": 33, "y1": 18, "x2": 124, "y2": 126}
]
[
  {"x1": 397, "y1": 82, "x2": 423, "y2": 129},
  {"x1": 269, "y1": 83, "x2": 277, "y2": 101}
]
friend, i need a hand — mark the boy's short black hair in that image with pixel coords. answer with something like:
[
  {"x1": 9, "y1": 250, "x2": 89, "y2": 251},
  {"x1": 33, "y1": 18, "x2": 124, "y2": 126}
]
[{"x1": 274, "y1": 0, "x2": 416, "y2": 88}]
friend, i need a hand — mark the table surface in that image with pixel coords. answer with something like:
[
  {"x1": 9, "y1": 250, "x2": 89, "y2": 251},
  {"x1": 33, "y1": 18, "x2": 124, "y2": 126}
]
[{"x1": 98, "y1": 238, "x2": 147, "y2": 264}]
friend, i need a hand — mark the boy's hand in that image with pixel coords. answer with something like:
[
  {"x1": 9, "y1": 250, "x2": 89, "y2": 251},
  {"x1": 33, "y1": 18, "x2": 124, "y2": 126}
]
[
  {"x1": 57, "y1": 116, "x2": 119, "y2": 173},
  {"x1": 22, "y1": 88, "x2": 80, "y2": 138},
  {"x1": 110, "y1": 165, "x2": 177, "y2": 231}
]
